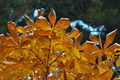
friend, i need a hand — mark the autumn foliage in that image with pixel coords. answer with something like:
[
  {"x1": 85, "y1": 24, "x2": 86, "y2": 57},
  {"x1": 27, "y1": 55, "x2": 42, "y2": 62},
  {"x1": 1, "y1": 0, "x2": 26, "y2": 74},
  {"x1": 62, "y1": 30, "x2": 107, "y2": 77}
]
[{"x1": 0, "y1": 8, "x2": 120, "y2": 80}]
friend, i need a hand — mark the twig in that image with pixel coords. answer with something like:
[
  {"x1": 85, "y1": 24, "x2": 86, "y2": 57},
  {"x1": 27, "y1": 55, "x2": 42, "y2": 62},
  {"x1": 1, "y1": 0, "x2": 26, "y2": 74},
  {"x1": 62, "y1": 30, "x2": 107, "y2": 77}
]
[
  {"x1": 49, "y1": 51, "x2": 65, "y2": 67},
  {"x1": 29, "y1": 49, "x2": 46, "y2": 67}
]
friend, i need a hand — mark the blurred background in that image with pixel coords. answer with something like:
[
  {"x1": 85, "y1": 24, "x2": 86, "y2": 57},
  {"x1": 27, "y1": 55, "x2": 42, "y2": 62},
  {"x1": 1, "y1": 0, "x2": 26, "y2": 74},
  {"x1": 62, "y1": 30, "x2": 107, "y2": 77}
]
[{"x1": 0, "y1": 0, "x2": 120, "y2": 44}]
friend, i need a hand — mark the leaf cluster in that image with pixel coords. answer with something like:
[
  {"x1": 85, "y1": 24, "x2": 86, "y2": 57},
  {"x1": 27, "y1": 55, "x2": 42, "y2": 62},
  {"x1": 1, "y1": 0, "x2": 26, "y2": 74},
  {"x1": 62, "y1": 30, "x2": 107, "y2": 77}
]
[{"x1": 0, "y1": 8, "x2": 120, "y2": 80}]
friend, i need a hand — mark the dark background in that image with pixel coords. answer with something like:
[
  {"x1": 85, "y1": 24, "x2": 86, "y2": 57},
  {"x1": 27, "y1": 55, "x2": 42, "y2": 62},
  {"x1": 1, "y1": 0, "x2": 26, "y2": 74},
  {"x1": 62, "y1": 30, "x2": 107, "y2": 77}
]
[{"x1": 0, "y1": 0, "x2": 120, "y2": 44}]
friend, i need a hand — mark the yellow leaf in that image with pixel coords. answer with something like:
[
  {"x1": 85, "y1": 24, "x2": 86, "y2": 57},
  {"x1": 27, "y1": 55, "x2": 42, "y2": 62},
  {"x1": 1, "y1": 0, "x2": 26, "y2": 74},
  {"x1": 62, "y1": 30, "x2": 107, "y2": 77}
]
[
  {"x1": 75, "y1": 62, "x2": 82, "y2": 73},
  {"x1": 114, "y1": 47, "x2": 120, "y2": 55},
  {"x1": 104, "y1": 29, "x2": 117, "y2": 49},
  {"x1": 16, "y1": 26, "x2": 25, "y2": 33},
  {"x1": 70, "y1": 48, "x2": 80, "y2": 58},
  {"x1": 54, "y1": 44, "x2": 66, "y2": 53},
  {"x1": 66, "y1": 28, "x2": 79, "y2": 38},
  {"x1": 48, "y1": 8, "x2": 56, "y2": 27},
  {"x1": 116, "y1": 59, "x2": 120, "y2": 67},
  {"x1": 100, "y1": 69, "x2": 114, "y2": 80},
  {"x1": 55, "y1": 18, "x2": 70, "y2": 29},
  {"x1": 83, "y1": 73, "x2": 96, "y2": 80},
  {"x1": 35, "y1": 16, "x2": 51, "y2": 30}
]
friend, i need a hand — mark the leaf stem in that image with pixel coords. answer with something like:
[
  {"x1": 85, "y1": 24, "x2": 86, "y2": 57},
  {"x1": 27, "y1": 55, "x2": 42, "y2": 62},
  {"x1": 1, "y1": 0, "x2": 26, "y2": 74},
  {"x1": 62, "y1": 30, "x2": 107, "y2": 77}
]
[
  {"x1": 49, "y1": 51, "x2": 65, "y2": 67},
  {"x1": 29, "y1": 49, "x2": 46, "y2": 67}
]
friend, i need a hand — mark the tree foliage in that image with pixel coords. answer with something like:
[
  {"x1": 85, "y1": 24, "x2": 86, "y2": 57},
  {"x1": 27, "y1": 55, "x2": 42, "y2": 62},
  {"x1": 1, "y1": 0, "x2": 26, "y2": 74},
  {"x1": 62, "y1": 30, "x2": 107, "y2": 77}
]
[{"x1": 0, "y1": 8, "x2": 120, "y2": 80}]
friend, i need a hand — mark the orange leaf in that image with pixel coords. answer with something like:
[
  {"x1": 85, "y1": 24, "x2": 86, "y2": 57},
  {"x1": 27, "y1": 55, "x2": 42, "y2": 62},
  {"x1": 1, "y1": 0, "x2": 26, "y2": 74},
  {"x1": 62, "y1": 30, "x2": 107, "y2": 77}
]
[
  {"x1": 55, "y1": 18, "x2": 70, "y2": 29},
  {"x1": 23, "y1": 15, "x2": 36, "y2": 28},
  {"x1": 92, "y1": 65, "x2": 99, "y2": 77},
  {"x1": 16, "y1": 26, "x2": 25, "y2": 33},
  {"x1": 38, "y1": 10, "x2": 45, "y2": 16},
  {"x1": 48, "y1": 8, "x2": 56, "y2": 27},
  {"x1": 7, "y1": 21, "x2": 19, "y2": 43},
  {"x1": 100, "y1": 69, "x2": 114, "y2": 80},
  {"x1": 75, "y1": 73, "x2": 83, "y2": 80},
  {"x1": 35, "y1": 16, "x2": 51, "y2": 30},
  {"x1": 66, "y1": 28, "x2": 79, "y2": 38},
  {"x1": 80, "y1": 41, "x2": 100, "y2": 52},
  {"x1": 90, "y1": 35, "x2": 100, "y2": 42},
  {"x1": 104, "y1": 29, "x2": 117, "y2": 49},
  {"x1": 75, "y1": 33, "x2": 82, "y2": 47}
]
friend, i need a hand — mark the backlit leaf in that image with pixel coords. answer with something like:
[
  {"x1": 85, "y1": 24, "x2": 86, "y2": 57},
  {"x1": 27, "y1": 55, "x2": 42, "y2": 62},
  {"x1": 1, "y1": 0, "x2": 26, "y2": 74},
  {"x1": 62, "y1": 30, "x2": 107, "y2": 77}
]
[
  {"x1": 35, "y1": 16, "x2": 51, "y2": 30},
  {"x1": 7, "y1": 21, "x2": 19, "y2": 43},
  {"x1": 90, "y1": 35, "x2": 100, "y2": 42},
  {"x1": 116, "y1": 59, "x2": 120, "y2": 67},
  {"x1": 92, "y1": 65, "x2": 99, "y2": 77},
  {"x1": 48, "y1": 8, "x2": 56, "y2": 27},
  {"x1": 80, "y1": 41, "x2": 100, "y2": 52},
  {"x1": 100, "y1": 69, "x2": 114, "y2": 80},
  {"x1": 55, "y1": 18, "x2": 70, "y2": 29},
  {"x1": 75, "y1": 33, "x2": 82, "y2": 47},
  {"x1": 16, "y1": 26, "x2": 25, "y2": 33},
  {"x1": 23, "y1": 15, "x2": 36, "y2": 28},
  {"x1": 104, "y1": 29, "x2": 117, "y2": 49},
  {"x1": 66, "y1": 28, "x2": 79, "y2": 38}
]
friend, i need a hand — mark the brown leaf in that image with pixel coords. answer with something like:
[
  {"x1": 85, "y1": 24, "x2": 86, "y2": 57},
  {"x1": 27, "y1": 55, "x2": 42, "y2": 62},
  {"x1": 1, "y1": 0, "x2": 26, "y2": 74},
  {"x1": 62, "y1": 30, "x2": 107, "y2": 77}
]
[
  {"x1": 38, "y1": 10, "x2": 45, "y2": 16},
  {"x1": 75, "y1": 73, "x2": 83, "y2": 80},
  {"x1": 55, "y1": 18, "x2": 70, "y2": 29},
  {"x1": 104, "y1": 29, "x2": 117, "y2": 49},
  {"x1": 48, "y1": 8, "x2": 56, "y2": 27}
]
